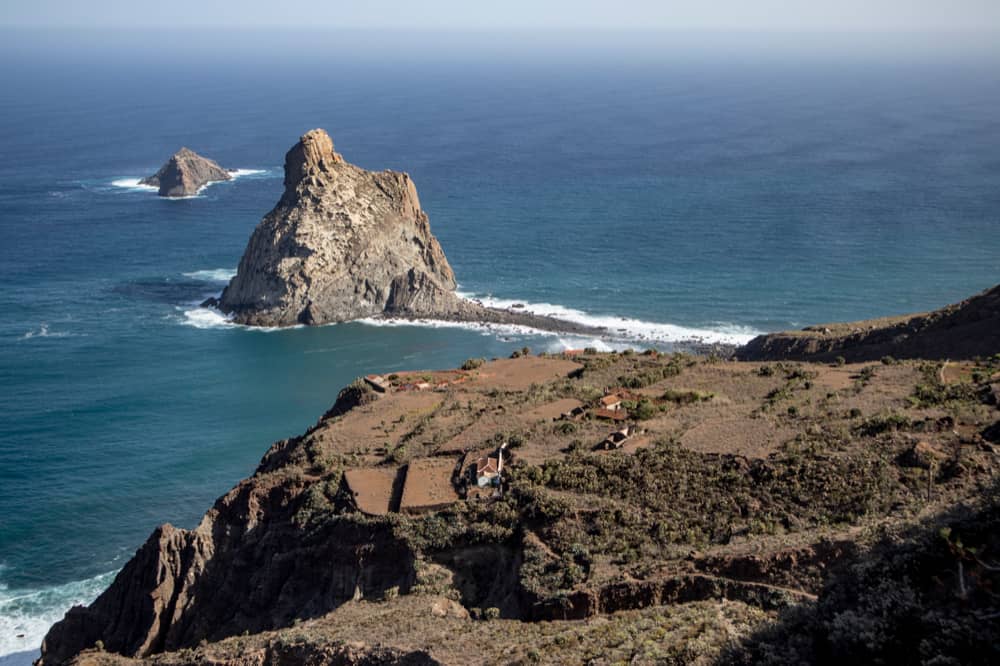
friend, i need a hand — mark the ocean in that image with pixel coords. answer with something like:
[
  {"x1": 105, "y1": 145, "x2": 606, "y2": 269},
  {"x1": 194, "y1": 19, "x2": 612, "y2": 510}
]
[{"x1": 1, "y1": 31, "x2": 999, "y2": 662}]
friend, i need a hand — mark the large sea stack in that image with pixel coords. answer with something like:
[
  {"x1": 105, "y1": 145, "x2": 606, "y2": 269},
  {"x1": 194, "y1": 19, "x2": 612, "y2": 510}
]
[
  {"x1": 209, "y1": 129, "x2": 604, "y2": 338},
  {"x1": 140, "y1": 147, "x2": 232, "y2": 197},
  {"x1": 211, "y1": 129, "x2": 474, "y2": 326}
]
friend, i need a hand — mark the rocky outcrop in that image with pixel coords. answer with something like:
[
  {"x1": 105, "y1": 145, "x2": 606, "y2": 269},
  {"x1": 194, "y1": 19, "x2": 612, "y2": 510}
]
[
  {"x1": 738, "y1": 283, "x2": 1000, "y2": 362},
  {"x1": 40, "y1": 472, "x2": 416, "y2": 664},
  {"x1": 139, "y1": 148, "x2": 232, "y2": 197},
  {"x1": 210, "y1": 129, "x2": 461, "y2": 326},
  {"x1": 208, "y1": 129, "x2": 604, "y2": 336},
  {"x1": 526, "y1": 574, "x2": 813, "y2": 622}
]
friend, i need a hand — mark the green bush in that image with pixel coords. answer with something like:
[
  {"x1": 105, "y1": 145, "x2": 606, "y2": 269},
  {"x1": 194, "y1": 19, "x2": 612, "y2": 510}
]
[
  {"x1": 461, "y1": 358, "x2": 485, "y2": 371},
  {"x1": 632, "y1": 399, "x2": 658, "y2": 420}
]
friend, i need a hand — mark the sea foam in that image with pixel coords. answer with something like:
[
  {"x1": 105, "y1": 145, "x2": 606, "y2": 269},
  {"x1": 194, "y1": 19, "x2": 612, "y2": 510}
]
[
  {"x1": 182, "y1": 268, "x2": 237, "y2": 283},
  {"x1": 110, "y1": 178, "x2": 158, "y2": 192},
  {"x1": 0, "y1": 570, "x2": 116, "y2": 661},
  {"x1": 110, "y1": 167, "x2": 277, "y2": 196},
  {"x1": 176, "y1": 270, "x2": 760, "y2": 346},
  {"x1": 455, "y1": 291, "x2": 761, "y2": 346}
]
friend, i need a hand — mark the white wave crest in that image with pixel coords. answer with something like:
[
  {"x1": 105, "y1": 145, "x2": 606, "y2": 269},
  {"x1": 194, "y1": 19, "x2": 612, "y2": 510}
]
[
  {"x1": 183, "y1": 268, "x2": 237, "y2": 283},
  {"x1": 179, "y1": 306, "x2": 239, "y2": 330},
  {"x1": 177, "y1": 305, "x2": 305, "y2": 332},
  {"x1": 110, "y1": 167, "x2": 277, "y2": 196},
  {"x1": 357, "y1": 316, "x2": 548, "y2": 340},
  {"x1": 0, "y1": 570, "x2": 116, "y2": 659},
  {"x1": 20, "y1": 324, "x2": 72, "y2": 340},
  {"x1": 110, "y1": 178, "x2": 157, "y2": 192},
  {"x1": 456, "y1": 291, "x2": 760, "y2": 346}
]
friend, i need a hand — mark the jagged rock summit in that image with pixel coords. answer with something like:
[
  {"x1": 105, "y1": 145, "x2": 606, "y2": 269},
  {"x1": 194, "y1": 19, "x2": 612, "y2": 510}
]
[
  {"x1": 140, "y1": 147, "x2": 232, "y2": 197},
  {"x1": 212, "y1": 129, "x2": 505, "y2": 328}
]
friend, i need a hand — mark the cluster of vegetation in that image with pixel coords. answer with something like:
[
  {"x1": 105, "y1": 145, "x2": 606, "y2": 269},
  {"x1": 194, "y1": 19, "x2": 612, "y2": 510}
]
[
  {"x1": 909, "y1": 362, "x2": 982, "y2": 408},
  {"x1": 660, "y1": 388, "x2": 715, "y2": 404},
  {"x1": 762, "y1": 366, "x2": 817, "y2": 408},
  {"x1": 461, "y1": 357, "x2": 486, "y2": 371},
  {"x1": 618, "y1": 356, "x2": 688, "y2": 389},
  {"x1": 723, "y1": 481, "x2": 1000, "y2": 665},
  {"x1": 854, "y1": 412, "x2": 913, "y2": 437},
  {"x1": 620, "y1": 398, "x2": 659, "y2": 420},
  {"x1": 534, "y1": 441, "x2": 902, "y2": 558}
]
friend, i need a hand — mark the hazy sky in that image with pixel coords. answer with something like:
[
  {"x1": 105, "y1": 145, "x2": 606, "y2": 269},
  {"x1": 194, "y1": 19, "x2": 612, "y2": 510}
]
[{"x1": 3, "y1": 0, "x2": 1000, "y2": 31}]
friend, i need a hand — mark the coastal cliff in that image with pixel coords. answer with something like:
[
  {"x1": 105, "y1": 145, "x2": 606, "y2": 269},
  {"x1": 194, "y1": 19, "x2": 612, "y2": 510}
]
[
  {"x1": 738, "y1": 283, "x2": 1000, "y2": 362},
  {"x1": 139, "y1": 148, "x2": 231, "y2": 197},
  {"x1": 39, "y1": 350, "x2": 1000, "y2": 664},
  {"x1": 209, "y1": 130, "x2": 603, "y2": 336}
]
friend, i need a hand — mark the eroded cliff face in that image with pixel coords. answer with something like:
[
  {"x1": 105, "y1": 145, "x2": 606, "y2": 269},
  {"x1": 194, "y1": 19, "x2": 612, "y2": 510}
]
[
  {"x1": 139, "y1": 148, "x2": 232, "y2": 197},
  {"x1": 212, "y1": 129, "x2": 464, "y2": 327},
  {"x1": 738, "y1": 283, "x2": 1000, "y2": 362},
  {"x1": 40, "y1": 469, "x2": 416, "y2": 664}
]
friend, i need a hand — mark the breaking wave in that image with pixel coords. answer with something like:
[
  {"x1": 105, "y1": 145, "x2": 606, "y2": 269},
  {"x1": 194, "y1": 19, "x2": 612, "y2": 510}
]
[
  {"x1": 0, "y1": 569, "x2": 117, "y2": 660},
  {"x1": 109, "y1": 178, "x2": 157, "y2": 192},
  {"x1": 455, "y1": 291, "x2": 761, "y2": 346},
  {"x1": 182, "y1": 268, "x2": 237, "y2": 283},
  {"x1": 175, "y1": 277, "x2": 759, "y2": 346},
  {"x1": 109, "y1": 167, "x2": 277, "y2": 196}
]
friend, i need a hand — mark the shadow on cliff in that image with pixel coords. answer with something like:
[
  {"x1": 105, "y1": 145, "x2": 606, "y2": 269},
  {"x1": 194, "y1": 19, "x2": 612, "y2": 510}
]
[
  {"x1": 39, "y1": 476, "x2": 418, "y2": 664},
  {"x1": 718, "y1": 478, "x2": 1000, "y2": 665}
]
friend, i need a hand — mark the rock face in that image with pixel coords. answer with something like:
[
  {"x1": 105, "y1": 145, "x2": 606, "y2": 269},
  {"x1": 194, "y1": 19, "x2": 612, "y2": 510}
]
[
  {"x1": 738, "y1": 283, "x2": 1000, "y2": 362},
  {"x1": 212, "y1": 129, "x2": 465, "y2": 327},
  {"x1": 39, "y1": 469, "x2": 417, "y2": 664},
  {"x1": 139, "y1": 147, "x2": 232, "y2": 197}
]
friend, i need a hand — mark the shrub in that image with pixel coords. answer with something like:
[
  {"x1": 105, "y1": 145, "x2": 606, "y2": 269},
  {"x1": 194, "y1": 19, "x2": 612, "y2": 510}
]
[
  {"x1": 556, "y1": 421, "x2": 577, "y2": 434},
  {"x1": 855, "y1": 413, "x2": 911, "y2": 437},
  {"x1": 661, "y1": 389, "x2": 714, "y2": 404},
  {"x1": 632, "y1": 399, "x2": 658, "y2": 420},
  {"x1": 461, "y1": 358, "x2": 485, "y2": 371}
]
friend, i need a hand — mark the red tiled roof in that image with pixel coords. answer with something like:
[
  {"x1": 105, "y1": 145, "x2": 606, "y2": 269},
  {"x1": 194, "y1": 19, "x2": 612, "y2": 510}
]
[{"x1": 476, "y1": 456, "x2": 499, "y2": 476}]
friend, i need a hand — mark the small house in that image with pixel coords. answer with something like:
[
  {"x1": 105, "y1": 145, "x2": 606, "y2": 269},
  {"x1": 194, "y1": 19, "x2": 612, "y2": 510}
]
[
  {"x1": 475, "y1": 456, "x2": 500, "y2": 486},
  {"x1": 600, "y1": 424, "x2": 637, "y2": 450},
  {"x1": 364, "y1": 374, "x2": 389, "y2": 392},
  {"x1": 600, "y1": 394, "x2": 623, "y2": 411},
  {"x1": 471, "y1": 442, "x2": 507, "y2": 488}
]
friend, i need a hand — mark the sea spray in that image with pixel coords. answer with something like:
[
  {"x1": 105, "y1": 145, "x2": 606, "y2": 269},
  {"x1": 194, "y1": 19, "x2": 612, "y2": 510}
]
[{"x1": 0, "y1": 570, "x2": 116, "y2": 659}]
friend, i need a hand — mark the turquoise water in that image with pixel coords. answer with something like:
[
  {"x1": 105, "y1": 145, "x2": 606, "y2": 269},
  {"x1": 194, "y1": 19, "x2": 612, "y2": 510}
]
[{"x1": 1, "y1": 34, "x2": 1000, "y2": 659}]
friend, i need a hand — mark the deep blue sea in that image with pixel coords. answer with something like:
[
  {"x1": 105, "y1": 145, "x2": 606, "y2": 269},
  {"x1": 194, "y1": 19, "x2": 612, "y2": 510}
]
[{"x1": 1, "y1": 31, "x2": 999, "y2": 661}]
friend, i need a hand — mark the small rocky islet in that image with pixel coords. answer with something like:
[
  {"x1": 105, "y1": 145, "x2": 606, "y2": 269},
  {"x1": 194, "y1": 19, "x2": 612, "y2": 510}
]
[{"x1": 139, "y1": 147, "x2": 232, "y2": 197}]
